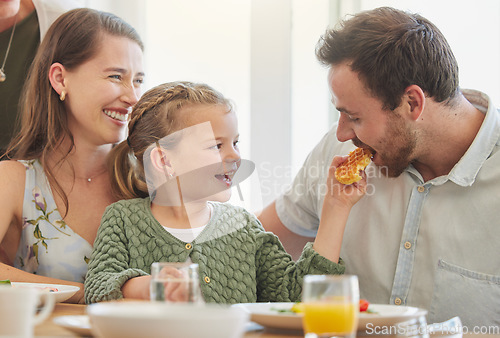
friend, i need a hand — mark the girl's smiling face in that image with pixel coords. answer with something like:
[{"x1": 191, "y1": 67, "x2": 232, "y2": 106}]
[{"x1": 163, "y1": 104, "x2": 240, "y2": 203}]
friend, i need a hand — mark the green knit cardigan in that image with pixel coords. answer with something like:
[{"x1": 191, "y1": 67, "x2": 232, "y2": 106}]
[{"x1": 84, "y1": 198, "x2": 344, "y2": 304}]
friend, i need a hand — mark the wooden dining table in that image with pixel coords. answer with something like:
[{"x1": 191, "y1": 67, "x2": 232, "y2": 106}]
[{"x1": 36, "y1": 303, "x2": 500, "y2": 338}]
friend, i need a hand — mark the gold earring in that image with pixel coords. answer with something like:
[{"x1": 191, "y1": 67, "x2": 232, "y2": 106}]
[{"x1": 59, "y1": 90, "x2": 66, "y2": 101}]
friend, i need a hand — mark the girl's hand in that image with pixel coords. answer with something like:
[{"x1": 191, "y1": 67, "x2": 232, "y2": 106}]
[
  {"x1": 159, "y1": 267, "x2": 191, "y2": 302},
  {"x1": 313, "y1": 155, "x2": 368, "y2": 262},
  {"x1": 121, "y1": 275, "x2": 151, "y2": 300},
  {"x1": 323, "y1": 155, "x2": 367, "y2": 209}
]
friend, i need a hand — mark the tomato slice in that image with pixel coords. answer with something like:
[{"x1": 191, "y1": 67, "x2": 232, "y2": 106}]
[{"x1": 359, "y1": 299, "x2": 370, "y2": 312}]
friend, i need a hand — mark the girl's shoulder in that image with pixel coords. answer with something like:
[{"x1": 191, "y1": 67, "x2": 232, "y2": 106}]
[
  {"x1": 100, "y1": 198, "x2": 152, "y2": 231},
  {"x1": 209, "y1": 201, "x2": 263, "y2": 229},
  {"x1": 210, "y1": 201, "x2": 256, "y2": 217},
  {"x1": 106, "y1": 197, "x2": 150, "y2": 213},
  {"x1": 104, "y1": 198, "x2": 151, "y2": 218}
]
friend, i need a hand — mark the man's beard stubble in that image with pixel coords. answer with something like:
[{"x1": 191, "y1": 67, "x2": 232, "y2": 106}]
[{"x1": 352, "y1": 113, "x2": 416, "y2": 178}]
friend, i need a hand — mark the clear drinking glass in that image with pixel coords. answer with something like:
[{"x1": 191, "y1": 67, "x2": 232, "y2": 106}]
[
  {"x1": 302, "y1": 275, "x2": 359, "y2": 338},
  {"x1": 150, "y1": 262, "x2": 202, "y2": 303}
]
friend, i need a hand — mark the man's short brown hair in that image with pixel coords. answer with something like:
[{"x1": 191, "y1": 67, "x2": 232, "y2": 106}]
[{"x1": 316, "y1": 7, "x2": 459, "y2": 110}]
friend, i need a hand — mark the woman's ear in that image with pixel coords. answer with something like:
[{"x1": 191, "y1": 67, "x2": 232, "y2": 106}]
[
  {"x1": 48, "y1": 62, "x2": 67, "y2": 97},
  {"x1": 151, "y1": 146, "x2": 175, "y2": 178},
  {"x1": 404, "y1": 85, "x2": 425, "y2": 121}
]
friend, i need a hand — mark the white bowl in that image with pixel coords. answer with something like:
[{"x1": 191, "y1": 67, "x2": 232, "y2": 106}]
[{"x1": 87, "y1": 301, "x2": 249, "y2": 338}]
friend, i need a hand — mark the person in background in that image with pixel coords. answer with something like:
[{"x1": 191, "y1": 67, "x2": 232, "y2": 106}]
[
  {"x1": 0, "y1": 8, "x2": 144, "y2": 303},
  {"x1": 0, "y1": 0, "x2": 82, "y2": 155},
  {"x1": 84, "y1": 81, "x2": 363, "y2": 304},
  {"x1": 258, "y1": 7, "x2": 500, "y2": 327}
]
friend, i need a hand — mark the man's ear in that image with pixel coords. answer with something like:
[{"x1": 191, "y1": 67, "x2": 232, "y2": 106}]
[
  {"x1": 404, "y1": 85, "x2": 425, "y2": 121},
  {"x1": 151, "y1": 146, "x2": 175, "y2": 178},
  {"x1": 48, "y1": 62, "x2": 67, "y2": 97}
]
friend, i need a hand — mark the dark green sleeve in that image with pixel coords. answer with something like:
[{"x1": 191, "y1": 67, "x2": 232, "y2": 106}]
[
  {"x1": 84, "y1": 204, "x2": 148, "y2": 304},
  {"x1": 255, "y1": 224, "x2": 345, "y2": 302}
]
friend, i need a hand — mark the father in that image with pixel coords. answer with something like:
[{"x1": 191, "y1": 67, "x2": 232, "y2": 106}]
[{"x1": 259, "y1": 7, "x2": 500, "y2": 327}]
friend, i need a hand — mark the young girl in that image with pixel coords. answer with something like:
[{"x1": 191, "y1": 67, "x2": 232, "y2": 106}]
[{"x1": 84, "y1": 81, "x2": 366, "y2": 304}]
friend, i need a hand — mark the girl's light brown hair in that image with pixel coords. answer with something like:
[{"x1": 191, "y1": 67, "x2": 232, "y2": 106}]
[
  {"x1": 2, "y1": 8, "x2": 143, "y2": 214},
  {"x1": 108, "y1": 81, "x2": 233, "y2": 200}
]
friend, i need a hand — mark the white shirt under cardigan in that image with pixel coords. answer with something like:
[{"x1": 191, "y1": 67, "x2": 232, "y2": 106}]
[{"x1": 276, "y1": 89, "x2": 500, "y2": 327}]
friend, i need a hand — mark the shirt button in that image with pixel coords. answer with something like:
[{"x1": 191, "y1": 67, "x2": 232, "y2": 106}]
[
  {"x1": 185, "y1": 243, "x2": 192, "y2": 250},
  {"x1": 404, "y1": 241, "x2": 412, "y2": 249},
  {"x1": 394, "y1": 297, "x2": 402, "y2": 305},
  {"x1": 204, "y1": 276, "x2": 211, "y2": 283},
  {"x1": 417, "y1": 186, "x2": 425, "y2": 193}
]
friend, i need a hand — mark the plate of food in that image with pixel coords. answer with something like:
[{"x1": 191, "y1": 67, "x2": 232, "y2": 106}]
[
  {"x1": 232, "y1": 300, "x2": 427, "y2": 332},
  {"x1": 10, "y1": 282, "x2": 80, "y2": 303}
]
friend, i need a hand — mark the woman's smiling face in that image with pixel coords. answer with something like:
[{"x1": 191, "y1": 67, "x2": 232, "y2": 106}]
[{"x1": 62, "y1": 33, "x2": 144, "y2": 146}]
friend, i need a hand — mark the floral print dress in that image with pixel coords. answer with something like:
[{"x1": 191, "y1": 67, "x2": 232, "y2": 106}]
[{"x1": 13, "y1": 160, "x2": 92, "y2": 283}]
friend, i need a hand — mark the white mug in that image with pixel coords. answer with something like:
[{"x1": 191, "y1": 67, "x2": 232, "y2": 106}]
[{"x1": 0, "y1": 285, "x2": 55, "y2": 337}]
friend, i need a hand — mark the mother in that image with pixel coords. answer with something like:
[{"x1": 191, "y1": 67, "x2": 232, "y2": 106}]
[{"x1": 0, "y1": 8, "x2": 144, "y2": 303}]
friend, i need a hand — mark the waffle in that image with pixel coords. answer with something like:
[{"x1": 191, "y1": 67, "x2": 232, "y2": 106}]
[{"x1": 335, "y1": 148, "x2": 373, "y2": 185}]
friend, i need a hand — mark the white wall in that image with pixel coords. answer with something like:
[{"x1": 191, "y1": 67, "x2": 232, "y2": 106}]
[
  {"x1": 290, "y1": 0, "x2": 331, "y2": 177},
  {"x1": 85, "y1": 0, "x2": 146, "y2": 38},
  {"x1": 250, "y1": 0, "x2": 291, "y2": 209}
]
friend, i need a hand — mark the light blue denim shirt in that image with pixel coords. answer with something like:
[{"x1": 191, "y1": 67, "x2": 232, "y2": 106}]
[{"x1": 276, "y1": 90, "x2": 500, "y2": 327}]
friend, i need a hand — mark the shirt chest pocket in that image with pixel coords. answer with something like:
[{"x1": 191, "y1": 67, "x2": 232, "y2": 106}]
[{"x1": 429, "y1": 259, "x2": 500, "y2": 327}]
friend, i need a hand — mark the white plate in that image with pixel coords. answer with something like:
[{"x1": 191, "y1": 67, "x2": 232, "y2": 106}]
[
  {"x1": 232, "y1": 302, "x2": 427, "y2": 332},
  {"x1": 53, "y1": 315, "x2": 91, "y2": 336},
  {"x1": 358, "y1": 304, "x2": 427, "y2": 330},
  {"x1": 11, "y1": 282, "x2": 80, "y2": 303}
]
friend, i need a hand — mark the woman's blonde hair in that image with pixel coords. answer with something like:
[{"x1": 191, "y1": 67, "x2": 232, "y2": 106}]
[
  {"x1": 109, "y1": 81, "x2": 233, "y2": 200},
  {"x1": 2, "y1": 8, "x2": 143, "y2": 215}
]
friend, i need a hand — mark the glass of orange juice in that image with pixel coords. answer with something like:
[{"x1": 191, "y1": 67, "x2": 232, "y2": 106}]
[{"x1": 302, "y1": 275, "x2": 359, "y2": 338}]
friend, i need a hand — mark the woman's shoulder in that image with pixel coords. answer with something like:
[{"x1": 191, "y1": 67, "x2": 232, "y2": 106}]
[
  {"x1": 0, "y1": 159, "x2": 31, "y2": 170},
  {"x1": 0, "y1": 160, "x2": 29, "y2": 187},
  {"x1": 0, "y1": 160, "x2": 29, "y2": 220}
]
